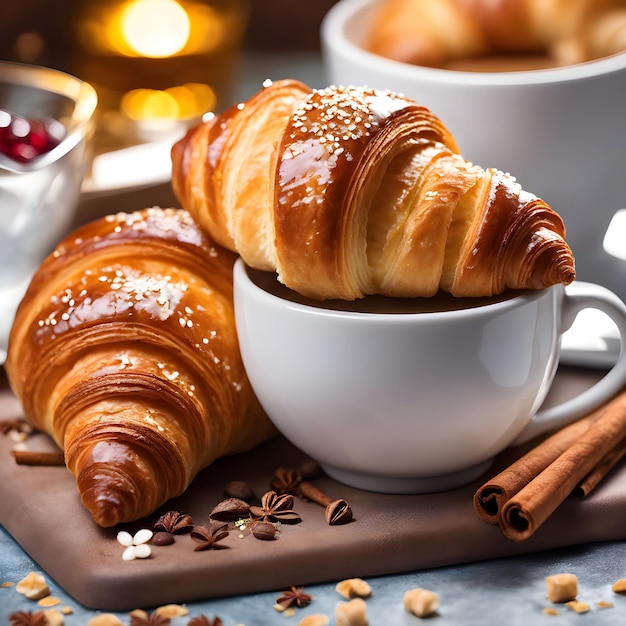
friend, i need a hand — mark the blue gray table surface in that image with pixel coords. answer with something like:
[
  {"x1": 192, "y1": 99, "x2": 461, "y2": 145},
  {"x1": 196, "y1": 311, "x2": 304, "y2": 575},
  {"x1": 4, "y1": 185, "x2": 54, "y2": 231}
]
[{"x1": 4, "y1": 524, "x2": 626, "y2": 625}]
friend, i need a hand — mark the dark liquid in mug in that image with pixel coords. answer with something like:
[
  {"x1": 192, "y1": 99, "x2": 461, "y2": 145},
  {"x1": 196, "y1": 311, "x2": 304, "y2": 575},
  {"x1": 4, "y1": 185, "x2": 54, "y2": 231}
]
[
  {"x1": 443, "y1": 54, "x2": 558, "y2": 72},
  {"x1": 248, "y1": 268, "x2": 523, "y2": 315}
]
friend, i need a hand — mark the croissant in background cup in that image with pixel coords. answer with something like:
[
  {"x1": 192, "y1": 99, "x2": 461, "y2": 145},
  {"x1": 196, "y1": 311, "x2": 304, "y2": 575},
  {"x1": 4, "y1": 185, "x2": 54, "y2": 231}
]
[
  {"x1": 234, "y1": 260, "x2": 626, "y2": 494},
  {"x1": 321, "y1": 0, "x2": 626, "y2": 300}
]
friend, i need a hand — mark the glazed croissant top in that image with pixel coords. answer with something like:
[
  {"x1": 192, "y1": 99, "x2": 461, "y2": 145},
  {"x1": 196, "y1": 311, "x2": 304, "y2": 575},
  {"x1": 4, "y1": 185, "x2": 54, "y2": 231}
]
[
  {"x1": 171, "y1": 79, "x2": 575, "y2": 300},
  {"x1": 5, "y1": 207, "x2": 275, "y2": 527},
  {"x1": 367, "y1": 0, "x2": 626, "y2": 68}
]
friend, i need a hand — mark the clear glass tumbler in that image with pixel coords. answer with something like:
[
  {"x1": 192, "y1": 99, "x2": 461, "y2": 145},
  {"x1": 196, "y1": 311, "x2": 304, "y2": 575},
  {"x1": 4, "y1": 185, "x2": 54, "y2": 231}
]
[{"x1": 0, "y1": 61, "x2": 98, "y2": 363}]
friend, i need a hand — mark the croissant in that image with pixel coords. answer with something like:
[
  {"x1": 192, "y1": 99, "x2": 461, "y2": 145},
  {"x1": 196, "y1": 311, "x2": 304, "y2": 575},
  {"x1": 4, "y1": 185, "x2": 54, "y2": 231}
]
[
  {"x1": 366, "y1": 0, "x2": 626, "y2": 68},
  {"x1": 171, "y1": 79, "x2": 575, "y2": 300},
  {"x1": 5, "y1": 207, "x2": 275, "y2": 528}
]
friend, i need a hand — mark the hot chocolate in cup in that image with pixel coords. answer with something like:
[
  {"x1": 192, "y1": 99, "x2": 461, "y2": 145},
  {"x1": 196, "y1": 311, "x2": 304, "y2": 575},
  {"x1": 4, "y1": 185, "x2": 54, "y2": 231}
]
[
  {"x1": 234, "y1": 259, "x2": 626, "y2": 494},
  {"x1": 321, "y1": 0, "x2": 626, "y2": 299}
]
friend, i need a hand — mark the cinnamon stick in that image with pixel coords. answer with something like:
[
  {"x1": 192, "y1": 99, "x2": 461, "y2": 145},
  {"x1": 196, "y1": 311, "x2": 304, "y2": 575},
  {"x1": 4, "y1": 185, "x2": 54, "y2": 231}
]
[
  {"x1": 473, "y1": 414, "x2": 596, "y2": 524},
  {"x1": 572, "y1": 435, "x2": 626, "y2": 498},
  {"x1": 499, "y1": 391, "x2": 626, "y2": 541},
  {"x1": 11, "y1": 449, "x2": 65, "y2": 467}
]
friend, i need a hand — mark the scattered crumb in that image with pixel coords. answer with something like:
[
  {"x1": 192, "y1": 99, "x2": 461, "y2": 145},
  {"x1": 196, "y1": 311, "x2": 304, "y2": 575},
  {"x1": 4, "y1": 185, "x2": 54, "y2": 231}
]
[
  {"x1": 335, "y1": 578, "x2": 372, "y2": 599},
  {"x1": 155, "y1": 604, "x2": 189, "y2": 618},
  {"x1": 298, "y1": 615, "x2": 330, "y2": 626},
  {"x1": 44, "y1": 607, "x2": 65, "y2": 626},
  {"x1": 283, "y1": 607, "x2": 297, "y2": 617},
  {"x1": 545, "y1": 573, "x2": 578, "y2": 603},
  {"x1": 37, "y1": 596, "x2": 61, "y2": 607},
  {"x1": 61, "y1": 606, "x2": 74, "y2": 615},
  {"x1": 1, "y1": 581, "x2": 15, "y2": 587},
  {"x1": 542, "y1": 607, "x2": 559, "y2": 616},
  {"x1": 565, "y1": 600, "x2": 590, "y2": 614},
  {"x1": 16, "y1": 571, "x2": 50, "y2": 600},
  {"x1": 10, "y1": 430, "x2": 28, "y2": 443},
  {"x1": 87, "y1": 614, "x2": 125, "y2": 626},
  {"x1": 597, "y1": 601, "x2": 614, "y2": 608},
  {"x1": 335, "y1": 598, "x2": 368, "y2": 626},
  {"x1": 612, "y1": 579, "x2": 626, "y2": 593},
  {"x1": 128, "y1": 609, "x2": 149, "y2": 622},
  {"x1": 403, "y1": 587, "x2": 439, "y2": 618}
]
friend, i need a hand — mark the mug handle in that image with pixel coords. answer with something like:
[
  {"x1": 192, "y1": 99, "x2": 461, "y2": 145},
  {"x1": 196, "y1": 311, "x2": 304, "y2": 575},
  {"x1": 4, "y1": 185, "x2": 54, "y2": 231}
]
[{"x1": 514, "y1": 281, "x2": 626, "y2": 445}]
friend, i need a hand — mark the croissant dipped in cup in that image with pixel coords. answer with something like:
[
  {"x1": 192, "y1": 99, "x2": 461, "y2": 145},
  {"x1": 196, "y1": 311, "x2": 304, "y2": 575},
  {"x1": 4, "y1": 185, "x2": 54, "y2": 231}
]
[
  {"x1": 171, "y1": 79, "x2": 575, "y2": 301},
  {"x1": 5, "y1": 207, "x2": 275, "y2": 527}
]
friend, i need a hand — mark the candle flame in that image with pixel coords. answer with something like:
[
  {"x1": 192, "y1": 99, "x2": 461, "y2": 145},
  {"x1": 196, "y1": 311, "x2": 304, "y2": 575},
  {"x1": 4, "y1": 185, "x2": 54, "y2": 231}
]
[{"x1": 120, "y1": 0, "x2": 191, "y2": 58}]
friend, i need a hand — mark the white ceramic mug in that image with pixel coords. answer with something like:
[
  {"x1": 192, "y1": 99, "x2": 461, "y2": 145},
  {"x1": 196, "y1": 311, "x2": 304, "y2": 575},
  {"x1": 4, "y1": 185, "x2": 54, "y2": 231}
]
[
  {"x1": 321, "y1": 0, "x2": 626, "y2": 300},
  {"x1": 234, "y1": 260, "x2": 626, "y2": 494}
]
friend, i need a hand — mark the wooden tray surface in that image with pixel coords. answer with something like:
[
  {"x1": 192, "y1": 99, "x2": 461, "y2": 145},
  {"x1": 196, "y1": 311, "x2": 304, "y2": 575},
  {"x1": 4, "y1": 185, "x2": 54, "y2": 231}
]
[{"x1": 2, "y1": 367, "x2": 625, "y2": 612}]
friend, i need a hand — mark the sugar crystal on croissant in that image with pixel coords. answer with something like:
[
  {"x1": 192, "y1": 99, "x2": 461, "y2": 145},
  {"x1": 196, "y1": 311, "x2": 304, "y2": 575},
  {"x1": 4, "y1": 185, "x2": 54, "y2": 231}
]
[
  {"x1": 172, "y1": 79, "x2": 575, "y2": 300},
  {"x1": 5, "y1": 207, "x2": 275, "y2": 527}
]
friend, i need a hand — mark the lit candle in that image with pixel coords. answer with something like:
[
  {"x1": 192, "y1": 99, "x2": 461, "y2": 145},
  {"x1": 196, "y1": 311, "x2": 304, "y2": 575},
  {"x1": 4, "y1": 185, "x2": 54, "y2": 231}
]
[{"x1": 69, "y1": 0, "x2": 248, "y2": 145}]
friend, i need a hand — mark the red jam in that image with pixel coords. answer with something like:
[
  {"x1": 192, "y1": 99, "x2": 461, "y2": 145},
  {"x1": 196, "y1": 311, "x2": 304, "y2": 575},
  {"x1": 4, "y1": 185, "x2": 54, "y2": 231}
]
[{"x1": 0, "y1": 109, "x2": 66, "y2": 163}]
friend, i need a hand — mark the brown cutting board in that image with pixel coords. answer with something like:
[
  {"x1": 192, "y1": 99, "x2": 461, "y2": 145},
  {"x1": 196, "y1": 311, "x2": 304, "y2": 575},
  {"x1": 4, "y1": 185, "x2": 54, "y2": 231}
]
[{"x1": 2, "y1": 366, "x2": 625, "y2": 612}]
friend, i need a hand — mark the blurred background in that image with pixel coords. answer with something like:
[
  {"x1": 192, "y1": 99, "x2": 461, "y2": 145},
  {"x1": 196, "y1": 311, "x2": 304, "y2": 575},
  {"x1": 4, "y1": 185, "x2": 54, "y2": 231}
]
[
  {"x1": 0, "y1": 0, "x2": 337, "y2": 216},
  {"x1": 0, "y1": 0, "x2": 336, "y2": 128},
  {"x1": 0, "y1": 0, "x2": 339, "y2": 68}
]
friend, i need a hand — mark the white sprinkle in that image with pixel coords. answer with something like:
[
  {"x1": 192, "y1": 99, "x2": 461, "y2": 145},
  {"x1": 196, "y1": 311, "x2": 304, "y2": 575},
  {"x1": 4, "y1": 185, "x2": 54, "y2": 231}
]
[
  {"x1": 118, "y1": 529, "x2": 153, "y2": 561},
  {"x1": 122, "y1": 546, "x2": 137, "y2": 561},
  {"x1": 134, "y1": 529, "x2": 153, "y2": 544},
  {"x1": 132, "y1": 544, "x2": 152, "y2": 559},
  {"x1": 117, "y1": 531, "x2": 133, "y2": 547}
]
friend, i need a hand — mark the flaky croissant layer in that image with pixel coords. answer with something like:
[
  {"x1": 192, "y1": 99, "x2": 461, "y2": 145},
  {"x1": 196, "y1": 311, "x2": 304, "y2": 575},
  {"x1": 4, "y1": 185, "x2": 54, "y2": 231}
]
[
  {"x1": 5, "y1": 207, "x2": 275, "y2": 527},
  {"x1": 171, "y1": 80, "x2": 575, "y2": 300}
]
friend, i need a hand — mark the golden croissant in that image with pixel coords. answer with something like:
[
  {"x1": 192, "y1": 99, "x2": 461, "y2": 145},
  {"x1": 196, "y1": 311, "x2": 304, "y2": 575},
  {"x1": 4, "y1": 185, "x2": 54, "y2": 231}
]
[
  {"x1": 5, "y1": 207, "x2": 275, "y2": 527},
  {"x1": 366, "y1": 0, "x2": 626, "y2": 68},
  {"x1": 171, "y1": 79, "x2": 575, "y2": 300}
]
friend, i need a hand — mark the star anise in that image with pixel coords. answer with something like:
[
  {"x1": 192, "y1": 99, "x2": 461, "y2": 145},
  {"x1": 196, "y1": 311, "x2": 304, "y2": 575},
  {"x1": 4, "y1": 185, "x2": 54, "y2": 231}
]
[
  {"x1": 9, "y1": 611, "x2": 48, "y2": 626},
  {"x1": 270, "y1": 467, "x2": 303, "y2": 495},
  {"x1": 188, "y1": 616, "x2": 223, "y2": 626},
  {"x1": 129, "y1": 610, "x2": 171, "y2": 626},
  {"x1": 154, "y1": 510, "x2": 194, "y2": 534},
  {"x1": 250, "y1": 490, "x2": 302, "y2": 524},
  {"x1": 190, "y1": 522, "x2": 229, "y2": 551},
  {"x1": 276, "y1": 585, "x2": 313, "y2": 609}
]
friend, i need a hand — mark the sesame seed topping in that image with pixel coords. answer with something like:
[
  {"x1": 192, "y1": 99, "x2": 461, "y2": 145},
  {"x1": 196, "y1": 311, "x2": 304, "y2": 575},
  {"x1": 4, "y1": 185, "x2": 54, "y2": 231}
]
[{"x1": 283, "y1": 85, "x2": 414, "y2": 176}]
